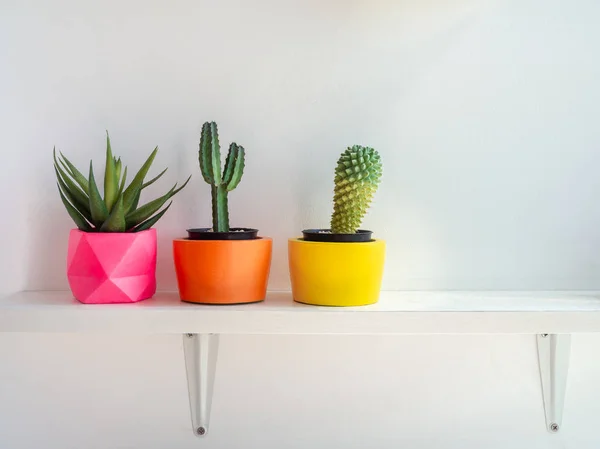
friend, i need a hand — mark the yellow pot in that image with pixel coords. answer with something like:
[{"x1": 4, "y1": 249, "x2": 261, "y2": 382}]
[{"x1": 288, "y1": 238, "x2": 385, "y2": 306}]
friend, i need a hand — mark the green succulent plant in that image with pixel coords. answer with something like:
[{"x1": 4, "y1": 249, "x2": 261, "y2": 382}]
[
  {"x1": 199, "y1": 121, "x2": 245, "y2": 232},
  {"x1": 54, "y1": 132, "x2": 190, "y2": 233},
  {"x1": 330, "y1": 145, "x2": 382, "y2": 234}
]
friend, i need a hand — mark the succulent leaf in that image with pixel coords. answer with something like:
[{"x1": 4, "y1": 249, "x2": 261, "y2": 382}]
[
  {"x1": 100, "y1": 193, "x2": 126, "y2": 232},
  {"x1": 55, "y1": 135, "x2": 188, "y2": 233},
  {"x1": 115, "y1": 157, "x2": 122, "y2": 181},
  {"x1": 57, "y1": 183, "x2": 92, "y2": 231},
  {"x1": 123, "y1": 146, "x2": 158, "y2": 213},
  {"x1": 104, "y1": 132, "x2": 119, "y2": 212},
  {"x1": 132, "y1": 202, "x2": 172, "y2": 232},
  {"x1": 58, "y1": 151, "x2": 89, "y2": 195},
  {"x1": 88, "y1": 161, "x2": 109, "y2": 226},
  {"x1": 330, "y1": 146, "x2": 382, "y2": 234},
  {"x1": 125, "y1": 190, "x2": 171, "y2": 229},
  {"x1": 54, "y1": 149, "x2": 91, "y2": 216},
  {"x1": 131, "y1": 189, "x2": 142, "y2": 212},
  {"x1": 54, "y1": 165, "x2": 91, "y2": 219},
  {"x1": 118, "y1": 166, "x2": 128, "y2": 196},
  {"x1": 142, "y1": 167, "x2": 168, "y2": 189},
  {"x1": 125, "y1": 176, "x2": 190, "y2": 229}
]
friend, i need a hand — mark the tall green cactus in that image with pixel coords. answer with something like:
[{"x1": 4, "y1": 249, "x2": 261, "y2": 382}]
[
  {"x1": 199, "y1": 122, "x2": 245, "y2": 232},
  {"x1": 330, "y1": 145, "x2": 382, "y2": 234}
]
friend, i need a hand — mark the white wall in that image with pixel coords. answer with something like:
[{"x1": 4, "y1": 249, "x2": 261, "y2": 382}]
[{"x1": 2, "y1": 0, "x2": 600, "y2": 447}]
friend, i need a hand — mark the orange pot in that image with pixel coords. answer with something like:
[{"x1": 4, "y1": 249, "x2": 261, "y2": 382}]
[{"x1": 173, "y1": 237, "x2": 272, "y2": 304}]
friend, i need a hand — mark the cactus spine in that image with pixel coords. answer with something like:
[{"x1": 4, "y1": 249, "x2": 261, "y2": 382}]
[
  {"x1": 330, "y1": 145, "x2": 382, "y2": 234},
  {"x1": 199, "y1": 122, "x2": 245, "y2": 232}
]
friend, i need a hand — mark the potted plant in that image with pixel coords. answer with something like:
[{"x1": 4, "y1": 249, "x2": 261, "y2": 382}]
[
  {"x1": 288, "y1": 145, "x2": 383, "y2": 306},
  {"x1": 173, "y1": 121, "x2": 272, "y2": 304},
  {"x1": 54, "y1": 132, "x2": 190, "y2": 304}
]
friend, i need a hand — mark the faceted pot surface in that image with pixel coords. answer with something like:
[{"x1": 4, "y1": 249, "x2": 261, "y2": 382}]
[{"x1": 67, "y1": 229, "x2": 157, "y2": 304}]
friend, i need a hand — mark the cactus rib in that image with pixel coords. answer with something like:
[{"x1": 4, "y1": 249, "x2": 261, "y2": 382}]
[
  {"x1": 198, "y1": 122, "x2": 246, "y2": 233},
  {"x1": 330, "y1": 146, "x2": 382, "y2": 234}
]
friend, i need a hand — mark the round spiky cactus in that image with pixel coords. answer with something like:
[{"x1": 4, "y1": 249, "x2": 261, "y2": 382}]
[{"x1": 330, "y1": 145, "x2": 382, "y2": 234}]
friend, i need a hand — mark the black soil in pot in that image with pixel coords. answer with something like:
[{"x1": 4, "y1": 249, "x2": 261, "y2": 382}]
[
  {"x1": 186, "y1": 228, "x2": 259, "y2": 241},
  {"x1": 302, "y1": 229, "x2": 373, "y2": 243}
]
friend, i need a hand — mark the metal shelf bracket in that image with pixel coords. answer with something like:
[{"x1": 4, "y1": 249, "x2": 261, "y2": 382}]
[
  {"x1": 537, "y1": 333, "x2": 571, "y2": 433},
  {"x1": 180, "y1": 333, "x2": 571, "y2": 436},
  {"x1": 183, "y1": 333, "x2": 219, "y2": 437}
]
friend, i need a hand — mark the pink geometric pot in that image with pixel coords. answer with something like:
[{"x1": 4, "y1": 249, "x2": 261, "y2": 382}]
[{"x1": 67, "y1": 229, "x2": 157, "y2": 304}]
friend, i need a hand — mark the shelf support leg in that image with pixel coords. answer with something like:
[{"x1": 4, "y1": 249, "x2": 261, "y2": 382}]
[
  {"x1": 536, "y1": 333, "x2": 571, "y2": 433},
  {"x1": 183, "y1": 333, "x2": 219, "y2": 437}
]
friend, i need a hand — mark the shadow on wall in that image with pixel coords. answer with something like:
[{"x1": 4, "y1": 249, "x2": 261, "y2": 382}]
[{"x1": 26, "y1": 204, "x2": 72, "y2": 290}]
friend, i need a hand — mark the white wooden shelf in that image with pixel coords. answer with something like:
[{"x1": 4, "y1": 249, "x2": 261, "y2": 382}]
[
  {"x1": 1, "y1": 290, "x2": 595, "y2": 436},
  {"x1": 1, "y1": 290, "x2": 600, "y2": 334}
]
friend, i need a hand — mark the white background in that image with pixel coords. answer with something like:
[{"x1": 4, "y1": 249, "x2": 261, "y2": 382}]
[{"x1": 2, "y1": 0, "x2": 600, "y2": 447}]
